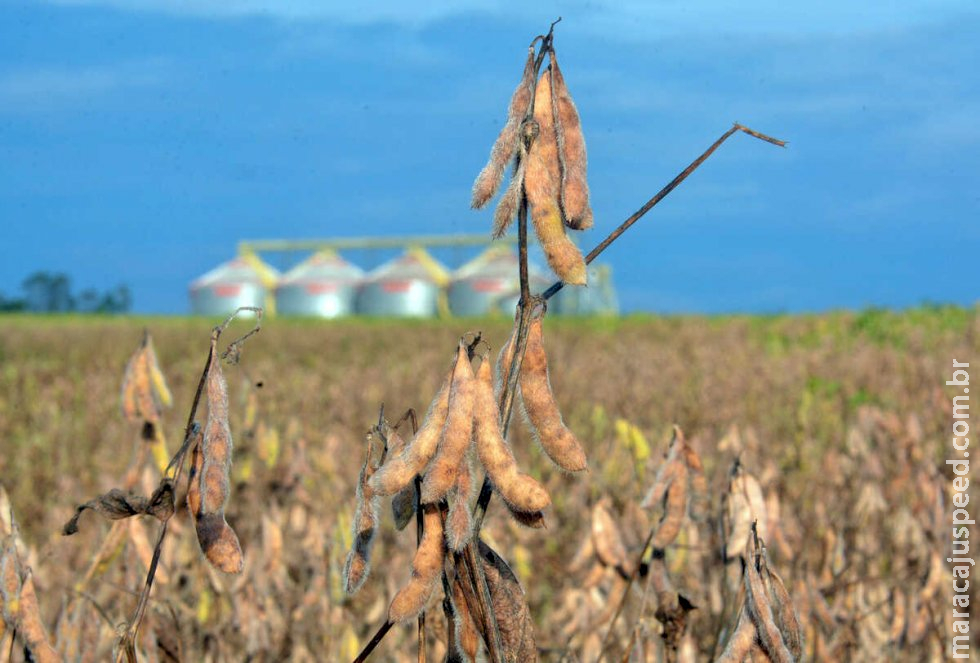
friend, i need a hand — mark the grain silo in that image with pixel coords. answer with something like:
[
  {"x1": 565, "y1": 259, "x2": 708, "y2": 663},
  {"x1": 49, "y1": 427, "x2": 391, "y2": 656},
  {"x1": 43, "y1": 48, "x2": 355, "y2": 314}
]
[
  {"x1": 189, "y1": 254, "x2": 279, "y2": 317},
  {"x1": 450, "y1": 246, "x2": 551, "y2": 316},
  {"x1": 275, "y1": 251, "x2": 363, "y2": 318},
  {"x1": 356, "y1": 247, "x2": 449, "y2": 317}
]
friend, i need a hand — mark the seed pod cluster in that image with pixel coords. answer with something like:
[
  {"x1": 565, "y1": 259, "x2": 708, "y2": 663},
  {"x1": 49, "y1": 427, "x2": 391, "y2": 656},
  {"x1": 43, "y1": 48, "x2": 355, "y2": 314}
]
[
  {"x1": 189, "y1": 346, "x2": 244, "y2": 574},
  {"x1": 471, "y1": 43, "x2": 592, "y2": 285},
  {"x1": 717, "y1": 533, "x2": 803, "y2": 663},
  {"x1": 343, "y1": 432, "x2": 381, "y2": 595}
]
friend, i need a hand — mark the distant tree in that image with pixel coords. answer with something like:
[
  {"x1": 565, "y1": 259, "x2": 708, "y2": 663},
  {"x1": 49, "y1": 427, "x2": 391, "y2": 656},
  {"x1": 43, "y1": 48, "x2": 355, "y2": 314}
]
[{"x1": 12, "y1": 272, "x2": 131, "y2": 314}]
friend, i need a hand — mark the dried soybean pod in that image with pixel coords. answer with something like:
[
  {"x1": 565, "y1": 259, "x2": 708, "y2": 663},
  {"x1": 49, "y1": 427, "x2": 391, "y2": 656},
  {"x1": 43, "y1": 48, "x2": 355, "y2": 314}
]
[
  {"x1": 525, "y1": 67, "x2": 587, "y2": 285},
  {"x1": 445, "y1": 447, "x2": 475, "y2": 552},
  {"x1": 386, "y1": 429, "x2": 418, "y2": 531},
  {"x1": 591, "y1": 501, "x2": 628, "y2": 573},
  {"x1": 472, "y1": 47, "x2": 535, "y2": 210},
  {"x1": 491, "y1": 143, "x2": 528, "y2": 239},
  {"x1": 388, "y1": 503, "x2": 445, "y2": 622},
  {"x1": 474, "y1": 358, "x2": 551, "y2": 513},
  {"x1": 765, "y1": 564, "x2": 803, "y2": 659},
  {"x1": 716, "y1": 608, "x2": 756, "y2": 663},
  {"x1": 745, "y1": 559, "x2": 794, "y2": 663},
  {"x1": 449, "y1": 575, "x2": 480, "y2": 662},
  {"x1": 651, "y1": 462, "x2": 689, "y2": 550},
  {"x1": 371, "y1": 371, "x2": 453, "y2": 496},
  {"x1": 519, "y1": 316, "x2": 587, "y2": 472},
  {"x1": 17, "y1": 571, "x2": 60, "y2": 663},
  {"x1": 549, "y1": 52, "x2": 592, "y2": 230},
  {"x1": 344, "y1": 435, "x2": 381, "y2": 595},
  {"x1": 195, "y1": 347, "x2": 243, "y2": 574},
  {"x1": 144, "y1": 335, "x2": 172, "y2": 409},
  {"x1": 420, "y1": 342, "x2": 476, "y2": 504}
]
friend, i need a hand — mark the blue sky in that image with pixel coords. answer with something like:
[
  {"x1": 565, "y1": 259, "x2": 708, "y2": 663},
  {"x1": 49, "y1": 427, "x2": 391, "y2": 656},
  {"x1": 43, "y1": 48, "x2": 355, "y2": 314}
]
[{"x1": 0, "y1": 0, "x2": 976, "y2": 313}]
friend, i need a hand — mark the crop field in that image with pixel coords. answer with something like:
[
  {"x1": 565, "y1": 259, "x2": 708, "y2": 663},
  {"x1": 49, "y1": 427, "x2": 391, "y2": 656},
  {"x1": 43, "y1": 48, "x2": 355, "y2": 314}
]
[{"x1": 0, "y1": 307, "x2": 977, "y2": 661}]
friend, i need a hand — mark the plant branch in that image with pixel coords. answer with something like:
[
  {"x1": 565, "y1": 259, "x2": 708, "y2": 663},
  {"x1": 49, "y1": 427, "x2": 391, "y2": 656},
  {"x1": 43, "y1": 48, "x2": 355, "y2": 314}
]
[{"x1": 542, "y1": 123, "x2": 786, "y2": 301}]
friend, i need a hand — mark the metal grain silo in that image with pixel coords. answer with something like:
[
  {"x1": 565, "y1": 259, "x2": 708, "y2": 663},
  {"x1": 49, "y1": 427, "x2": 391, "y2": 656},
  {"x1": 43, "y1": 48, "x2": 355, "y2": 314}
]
[
  {"x1": 356, "y1": 247, "x2": 449, "y2": 317},
  {"x1": 189, "y1": 254, "x2": 279, "y2": 317},
  {"x1": 275, "y1": 251, "x2": 363, "y2": 318},
  {"x1": 549, "y1": 263, "x2": 619, "y2": 316},
  {"x1": 453, "y1": 246, "x2": 551, "y2": 316}
]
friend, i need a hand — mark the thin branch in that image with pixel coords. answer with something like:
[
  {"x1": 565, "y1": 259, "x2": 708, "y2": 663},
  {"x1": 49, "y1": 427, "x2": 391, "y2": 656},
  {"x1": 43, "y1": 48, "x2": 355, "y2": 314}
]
[{"x1": 542, "y1": 123, "x2": 785, "y2": 301}]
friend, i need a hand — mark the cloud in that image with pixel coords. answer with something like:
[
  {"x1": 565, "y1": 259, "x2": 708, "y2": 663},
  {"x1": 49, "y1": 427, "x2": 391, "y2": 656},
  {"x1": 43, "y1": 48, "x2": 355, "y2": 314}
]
[
  {"x1": 0, "y1": 60, "x2": 169, "y2": 110},
  {"x1": 35, "y1": 0, "x2": 979, "y2": 37},
  {"x1": 41, "y1": 0, "x2": 498, "y2": 25}
]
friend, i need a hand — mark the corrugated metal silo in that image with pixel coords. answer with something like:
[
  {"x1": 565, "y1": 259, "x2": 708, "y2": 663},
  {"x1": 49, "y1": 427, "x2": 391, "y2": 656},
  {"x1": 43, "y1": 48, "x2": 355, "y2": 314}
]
[
  {"x1": 275, "y1": 251, "x2": 363, "y2": 318},
  {"x1": 356, "y1": 247, "x2": 450, "y2": 317},
  {"x1": 448, "y1": 246, "x2": 521, "y2": 316},
  {"x1": 549, "y1": 263, "x2": 619, "y2": 316},
  {"x1": 462, "y1": 248, "x2": 551, "y2": 316},
  {"x1": 189, "y1": 255, "x2": 279, "y2": 317}
]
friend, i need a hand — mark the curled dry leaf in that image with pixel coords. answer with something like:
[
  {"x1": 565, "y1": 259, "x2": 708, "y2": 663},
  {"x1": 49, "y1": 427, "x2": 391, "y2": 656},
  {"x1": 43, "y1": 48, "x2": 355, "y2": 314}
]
[
  {"x1": 62, "y1": 481, "x2": 175, "y2": 536},
  {"x1": 478, "y1": 540, "x2": 537, "y2": 661}
]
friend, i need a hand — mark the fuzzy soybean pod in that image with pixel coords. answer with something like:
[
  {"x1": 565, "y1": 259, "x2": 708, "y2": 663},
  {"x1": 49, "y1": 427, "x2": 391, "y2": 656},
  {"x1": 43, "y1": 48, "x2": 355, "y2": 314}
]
[
  {"x1": 472, "y1": 47, "x2": 536, "y2": 210},
  {"x1": 473, "y1": 358, "x2": 551, "y2": 513},
  {"x1": 386, "y1": 429, "x2": 418, "y2": 531},
  {"x1": 16, "y1": 571, "x2": 60, "y2": 663},
  {"x1": 745, "y1": 558, "x2": 794, "y2": 663},
  {"x1": 371, "y1": 372, "x2": 453, "y2": 497},
  {"x1": 651, "y1": 461, "x2": 690, "y2": 550},
  {"x1": 445, "y1": 447, "x2": 475, "y2": 552},
  {"x1": 715, "y1": 607, "x2": 757, "y2": 663},
  {"x1": 549, "y1": 53, "x2": 593, "y2": 231},
  {"x1": 388, "y1": 503, "x2": 446, "y2": 622},
  {"x1": 524, "y1": 67, "x2": 587, "y2": 285},
  {"x1": 421, "y1": 341, "x2": 476, "y2": 504},
  {"x1": 343, "y1": 436, "x2": 380, "y2": 595},
  {"x1": 519, "y1": 316, "x2": 588, "y2": 472},
  {"x1": 194, "y1": 349, "x2": 244, "y2": 574},
  {"x1": 491, "y1": 143, "x2": 529, "y2": 239}
]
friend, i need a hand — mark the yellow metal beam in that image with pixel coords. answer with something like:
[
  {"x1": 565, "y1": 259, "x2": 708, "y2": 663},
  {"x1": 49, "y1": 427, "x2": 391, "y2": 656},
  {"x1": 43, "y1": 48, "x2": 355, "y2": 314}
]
[{"x1": 237, "y1": 234, "x2": 520, "y2": 255}]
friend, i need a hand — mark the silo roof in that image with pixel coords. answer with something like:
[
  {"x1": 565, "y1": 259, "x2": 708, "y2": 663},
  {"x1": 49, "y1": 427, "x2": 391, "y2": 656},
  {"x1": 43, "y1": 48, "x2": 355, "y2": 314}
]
[
  {"x1": 366, "y1": 247, "x2": 450, "y2": 286},
  {"x1": 280, "y1": 251, "x2": 364, "y2": 284},
  {"x1": 453, "y1": 246, "x2": 548, "y2": 282},
  {"x1": 190, "y1": 257, "x2": 281, "y2": 290}
]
